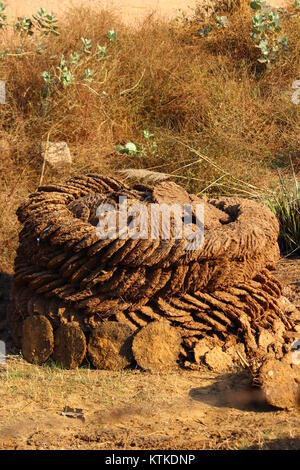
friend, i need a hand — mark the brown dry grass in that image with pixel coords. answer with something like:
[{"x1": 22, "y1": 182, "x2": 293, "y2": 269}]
[{"x1": 0, "y1": 1, "x2": 299, "y2": 273}]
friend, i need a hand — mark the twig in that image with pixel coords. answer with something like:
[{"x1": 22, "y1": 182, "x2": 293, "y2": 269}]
[
  {"x1": 120, "y1": 69, "x2": 146, "y2": 96},
  {"x1": 76, "y1": 70, "x2": 108, "y2": 95},
  {"x1": 169, "y1": 136, "x2": 271, "y2": 194},
  {"x1": 38, "y1": 131, "x2": 51, "y2": 187},
  {"x1": 77, "y1": 82, "x2": 103, "y2": 97},
  {"x1": 5, "y1": 52, "x2": 35, "y2": 57},
  {"x1": 197, "y1": 175, "x2": 226, "y2": 195},
  {"x1": 213, "y1": 182, "x2": 261, "y2": 197},
  {"x1": 236, "y1": 350, "x2": 250, "y2": 370}
]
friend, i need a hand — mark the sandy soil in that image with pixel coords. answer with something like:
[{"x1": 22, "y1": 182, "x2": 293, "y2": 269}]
[
  {"x1": 6, "y1": 0, "x2": 291, "y2": 24},
  {"x1": 4, "y1": 0, "x2": 198, "y2": 24}
]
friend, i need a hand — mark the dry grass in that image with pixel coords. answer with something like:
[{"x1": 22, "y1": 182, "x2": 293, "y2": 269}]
[{"x1": 0, "y1": 1, "x2": 299, "y2": 271}]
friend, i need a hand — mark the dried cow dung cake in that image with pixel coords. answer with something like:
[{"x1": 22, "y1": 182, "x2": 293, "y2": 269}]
[
  {"x1": 87, "y1": 321, "x2": 134, "y2": 370},
  {"x1": 258, "y1": 358, "x2": 300, "y2": 410},
  {"x1": 152, "y1": 181, "x2": 191, "y2": 205},
  {"x1": 22, "y1": 315, "x2": 54, "y2": 365},
  {"x1": 53, "y1": 322, "x2": 87, "y2": 369},
  {"x1": 132, "y1": 321, "x2": 181, "y2": 371},
  {"x1": 203, "y1": 346, "x2": 234, "y2": 373},
  {"x1": 9, "y1": 172, "x2": 299, "y2": 397}
]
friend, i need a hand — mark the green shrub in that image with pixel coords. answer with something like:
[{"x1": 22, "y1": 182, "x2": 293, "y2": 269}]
[{"x1": 250, "y1": 0, "x2": 288, "y2": 65}]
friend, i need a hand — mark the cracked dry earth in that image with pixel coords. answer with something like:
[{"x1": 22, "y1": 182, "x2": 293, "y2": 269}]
[{"x1": 0, "y1": 257, "x2": 299, "y2": 450}]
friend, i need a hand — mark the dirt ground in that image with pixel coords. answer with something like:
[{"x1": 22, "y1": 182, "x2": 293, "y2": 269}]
[{"x1": 0, "y1": 258, "x2": 299, "y2": 450}]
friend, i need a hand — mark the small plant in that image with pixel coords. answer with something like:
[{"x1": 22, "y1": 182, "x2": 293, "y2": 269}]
[
  {"x1": 115, "y1": 130, "x2": 158, "y2": 157},
  {"x1": 97, "y1": 45, "x2": 107, "y2": 58},
  {"x1": 32, "y1": 8, "x2": 59, "y2": 36},
  {"x1": 215, "y1": 15, "x2": 228, "y2": 29},
  {"x1": 196, "y1": 14, "x2": 227, "y2": 37},
  {"x1": 41, "y1": 32, "x2": 115, "y2": 96},
  {"x1": 0, "y1": 1, "x2": 7, "y2": 29},
  {"x1": 0, "y1": 5, "x2": 59, "y2": 36},
  {"x1": 106, "y1": 29, "x2": 117, "y2": 43},
  {"x1": 0, "y1": 4, "x2": 60, "y2": 59},
  {"x1": 143, "y1": 129, "x2": 158, "y2": 154},
  {"x1": 115, "y1": 142, "x2": 139, "y2": 155},
  {"x1": 81, "y1": 37, "x2": 92, "y2": 54},
  {"x1": 83, "y1": 68, "x2": 94, "y2": 81},
  {"x1": 57, "y1": 56, "x2": 75, "y2": 88},
  {"x1": 196, "y1": 24, "x2": 213, "y2": 37},
  {"x1": 250, "y1": 0, "x2": 288, "y2": 65},
  {"x1": 143, "y1": 130, "x2": 154, "y2": 140},
  {"x1": 42, "y1": 55, "x2": 75, "y2": 93},
  {"x1": 15, "y1": 17, "x2": 34, "y2": 36},
  {"x1": 69, "y1": 51, "x2": 81, "y2": 66}
]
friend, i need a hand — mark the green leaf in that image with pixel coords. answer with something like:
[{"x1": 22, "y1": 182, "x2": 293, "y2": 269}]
[
  {"x1": 0, "y1": 1, "x2": 7, "y2": 14},
  {"x1": 37, "y1": 43, "x2": 44, "y2": 54},
  {"x1": 69, "y1": 52, "x2": 81, "y2": 65},
  {"x1": 0, "y1": 0, "x2": 7, "y2": 29},
  {"x1": 278, "y1": 36, "x2": 288, "y2": 49},
  {"x1": 81, "y1": 37, "x2": 92, "y2": 54},
  {"x1": 106, "y1": 29, "x2": 117, "y2": 43},
  {"x1": 83, "y1": 68, "x2": 93, "y2": 81},
  {"x1": 42, "y1": 71, "x2": 52, "y2": 84},
  {"x1": 216, "y1": 16, "x2": 228, "y2": 29},
  {"x1": 197, "y1": 24, "x2": 213, "y2": 37},
  {"x1": 250, "y1": 0, "x2": 263, "y2": 11},
  {"x1": 115, "y1": 142, "x2": 138, "y2": 155},
  {"x1": 143, "y1": 130, "x2": 154, "y2": 139},
  {"x1": 15, "y1": 17, "x2": 34, "y2": 36},
  {"x1": 125, "y1": 142, "x2": 138, "y2": 154},
  {"x1": 97, "y1": 45, "x2": 107, "y2": 58},
  {"x1": 32, "y1": 8, "x2": 59, "y2": 36}
]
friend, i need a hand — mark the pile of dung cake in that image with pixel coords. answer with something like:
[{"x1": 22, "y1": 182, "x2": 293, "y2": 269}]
[{"x1": 8, "y1": 174, "x2": 299, "y2": 408}]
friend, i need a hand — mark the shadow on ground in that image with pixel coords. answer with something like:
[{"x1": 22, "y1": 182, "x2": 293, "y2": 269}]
[
  {"x1": 249, "y1": 438, "x2": 300, "y2": 450},
  {"x1": 189, "y1": 371, "x2": 274, "y2": 412},
  {"x1": 0, "y1": 271, "x2": 16, "y2": 354}
]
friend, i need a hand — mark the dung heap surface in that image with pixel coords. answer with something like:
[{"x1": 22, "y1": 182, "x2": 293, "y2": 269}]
[{"x1": 8, "y1": 174, "x2": 299, "y2": 408}]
